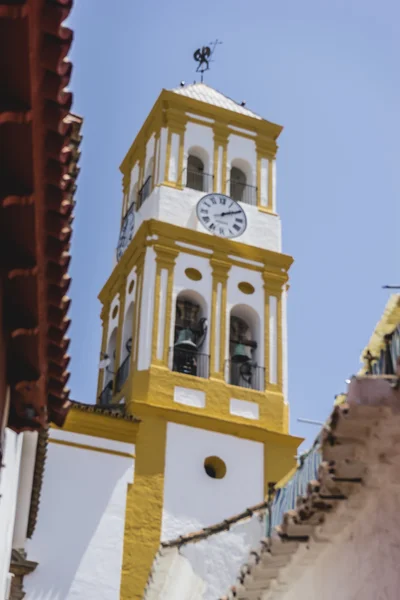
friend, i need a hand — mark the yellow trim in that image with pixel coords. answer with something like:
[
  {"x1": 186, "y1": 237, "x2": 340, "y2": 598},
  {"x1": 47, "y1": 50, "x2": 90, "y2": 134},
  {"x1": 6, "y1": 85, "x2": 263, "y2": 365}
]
[
  {"x1": 213, "y1": 139, "x2": 219, "y2": 193},
  {"x1": 359, "y1": 294, "x2": 400, "y2": 372},
  {"x1": 256, "y1": 153, "x2": 262, "y2": 207},
  {"x1": 133, "y1": 253, "x2": 145, "y2": 369},
  {"x1": 277, "y1": 289, "x2": 283, "y2": 390},
  {"x1": 177, "y1": 130, "x2": 185, "y2": 186},
  {"x1": 263, "y1": 274, "x2": 270, "y2": 388},
  {"x1": 258, "y1": 206, "x2": 277, "y2": 216},
  {"x1": 54, "y1": 409, "x2": 139, "y2": 444},
  {"x1": 268, "y1": 159, "x2": 274, "y2": 212},
  {"x1": 121, "y1": 416, "x2": 167, "y2": 600},
  {"x1": 164, "y1": 128, "x2": 172, "y2": 182},
  {"x1": 49, "y1": 437, "x2": 135, "y2": 460},
  {"x1": 186, "y1": 115, "x2": 214, "y2": 128}
]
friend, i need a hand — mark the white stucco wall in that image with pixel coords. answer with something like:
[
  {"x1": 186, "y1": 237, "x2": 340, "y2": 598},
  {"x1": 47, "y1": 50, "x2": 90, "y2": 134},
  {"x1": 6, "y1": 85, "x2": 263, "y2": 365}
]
[
  {"x1": 184, "y1": 121, "x2": 214, "y2": 178},
  {"x1": 0, "y1": 427, "x2": 23, "y2": 600},
  {"x1": 24, "y1": 430, "x2": 134, "y2": 600},
  {"x1": 161, "y1": 422, "x2": 263, "y2": 541},
  {"x1": 146, "y1": 513, "x2": 265, "y2": 600},
  {"x1": 129, "y1": 184, "x2": 281, "y2": 253}
]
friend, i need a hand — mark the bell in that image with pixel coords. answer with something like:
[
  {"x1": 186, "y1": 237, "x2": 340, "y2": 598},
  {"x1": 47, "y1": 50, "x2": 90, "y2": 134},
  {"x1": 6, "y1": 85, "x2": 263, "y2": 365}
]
[
  {"x1": 231, "y1": 343, "x2": 252, "y2": 363},
  {"x1": 174, "y1": 328, "x2": 197, "y2": 350}
]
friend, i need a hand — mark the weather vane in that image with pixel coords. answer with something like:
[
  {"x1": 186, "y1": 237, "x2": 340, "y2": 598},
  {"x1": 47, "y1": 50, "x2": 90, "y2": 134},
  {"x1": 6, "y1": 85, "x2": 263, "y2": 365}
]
[{"x1": 193, "y1": 39, "x2": 222, "y2": 82}]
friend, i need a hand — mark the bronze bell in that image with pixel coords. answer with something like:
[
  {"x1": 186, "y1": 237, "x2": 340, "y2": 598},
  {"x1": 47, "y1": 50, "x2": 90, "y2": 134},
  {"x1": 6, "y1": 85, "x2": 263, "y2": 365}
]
[
  {"x1": 231, "y1": 343, "x2": 252, "y2": 363},
  {"x1": 174, "y1": 328, "x2": 197, "y2": 350}
]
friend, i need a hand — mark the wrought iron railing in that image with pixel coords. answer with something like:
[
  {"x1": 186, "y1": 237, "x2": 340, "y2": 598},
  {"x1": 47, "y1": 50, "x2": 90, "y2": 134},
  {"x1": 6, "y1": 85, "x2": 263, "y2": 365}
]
[
  {"x1": 98, "y1": 381, "x2": 113, "y2": 405},
  {"x1": 365, "y1": 324, "x2": 400, "y2": 376},
  {"x1": 184, "y1": 168, "x2": 214, "y2": 193},
  {"x1": 226, "y1": 360, "x2": 265, "y2": 391},
  {"x1": 228, "y1": 180, "x2": 257, "y2": 206},
  {"x1": 115, "y1": 355, "x2": 130, "y2": 392},
  {"x1": 137, "y1": 175, "x2": 152, "y2": 209},
  {"x1": 171, "y1": 347, "x2": 209, "y2": 379}
]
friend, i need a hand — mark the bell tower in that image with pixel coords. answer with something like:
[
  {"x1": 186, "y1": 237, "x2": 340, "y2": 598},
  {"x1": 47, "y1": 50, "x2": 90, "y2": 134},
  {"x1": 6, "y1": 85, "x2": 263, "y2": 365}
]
[{"x1": 95, "y1": 83, "x2": 301, "y2": 599}]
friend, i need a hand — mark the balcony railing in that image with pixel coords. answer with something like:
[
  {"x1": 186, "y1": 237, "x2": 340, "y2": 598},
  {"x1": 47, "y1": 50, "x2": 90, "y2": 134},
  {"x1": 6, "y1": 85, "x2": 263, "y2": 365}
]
[
  {"x1": 137, "y1": 175, "x2": 152, "y2": 209},
  {"x1": 98, "y1": 381, "x2": 113, "y2": 405},
  {"x1": 226, "y1": 360, "x2": 265, "y2": 391},
  {"x1": 366, "y1": 325, "x2": 400, "y2": 377},
  {"x1": 171, "y1": 347, "x2": 209, "y2": 379},
  {"x1": 228, "y1": 180, "x2": 257, "y2": 206},
  {"x1": 115, "y1": 355, "x2": 130, "y2": 392},
  {"x1": 184, "y1": 168, "x2": 214, "y2": 193}
]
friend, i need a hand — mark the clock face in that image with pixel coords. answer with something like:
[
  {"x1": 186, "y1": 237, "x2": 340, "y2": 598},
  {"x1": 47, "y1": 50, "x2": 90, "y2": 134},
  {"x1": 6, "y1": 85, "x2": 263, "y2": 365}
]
[
  {"x1": 196, "y1": 194, "x2": 247, "y2": 239},
  {"x1": 117, "y1": 206, "x2": 135, "y2": 261}
]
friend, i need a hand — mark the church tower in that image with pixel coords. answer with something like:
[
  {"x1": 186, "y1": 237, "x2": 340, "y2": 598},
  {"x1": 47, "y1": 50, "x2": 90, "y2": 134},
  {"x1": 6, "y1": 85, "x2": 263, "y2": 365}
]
[{"x1": 96, "y1": 83, "x2": 301, "y2": 598}]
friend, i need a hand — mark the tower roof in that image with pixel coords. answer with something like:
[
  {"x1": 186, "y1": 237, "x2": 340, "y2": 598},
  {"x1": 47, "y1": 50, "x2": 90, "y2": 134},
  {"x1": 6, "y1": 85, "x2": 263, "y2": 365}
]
[{"x1": 171, "y1": 82, "x2": 262, "y2": 120}]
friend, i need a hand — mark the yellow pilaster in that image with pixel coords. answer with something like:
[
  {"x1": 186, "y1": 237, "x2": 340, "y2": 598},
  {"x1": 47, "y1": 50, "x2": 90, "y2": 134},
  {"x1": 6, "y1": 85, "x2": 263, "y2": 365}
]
[
  {"x1": 268, "y1": 158, "x2": 275, "y2": 212},
  {"x1": 121, "y1": 416, "x2": 167, "y2": 600},
  {"x1": 210, "y1": 256, "x2": 231, "y2": 379},
  {"x1": 263, "y1": 440, "x2": 297, "y2": 497},
  {"x1": 96, "y1": 304, "x2": 109, "y2": 403},
  {"x1": 151, "y1": 245, "x2": 179, "y2": 366},
  {"x1": 262, "y1": 273, "x2": 270, "y2": 390},
  {"x1": 277, "y1": 288, "x2": 283, "y2": 390},
  {"x1": 164, "y1": 108, "x2": 187, "y2": 186},
  {"x1": 213, "y1": 125, "x2": 229, "y2": 194}
]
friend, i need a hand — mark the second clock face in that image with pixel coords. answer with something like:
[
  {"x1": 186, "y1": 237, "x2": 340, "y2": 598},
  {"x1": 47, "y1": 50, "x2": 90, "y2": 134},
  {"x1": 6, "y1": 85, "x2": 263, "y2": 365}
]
[{"x1": 196, "y1": 194, "x2": 247, "y2": 239}]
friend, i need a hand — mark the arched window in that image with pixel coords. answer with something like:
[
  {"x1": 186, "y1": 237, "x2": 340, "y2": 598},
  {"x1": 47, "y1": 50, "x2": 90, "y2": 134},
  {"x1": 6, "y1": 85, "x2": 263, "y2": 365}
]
[
  {"x1": 229, "y1": 160, "x2": 256, "y2": 205},
  {"x1": 172, "y1": 291, "x2": 208, "y2": 378},
  {"x1": 186, "y1": 155, "x2": 205, "y2": 191},
  {"x1": 99, "y1": 327, "x2": 117, "y2": 404},
  {"x1": 138, "y1": 157, "x2": 154, "y2": 208},
  {"x1": 128, "y1": 182, "x2": 138, "y2": 209},
  {"x1": 228, "y1": 305, "x2": 263, "y2": 390},
  {"x1": 230, "y1": 166, "x2": 247, "y2": 202},
  {"x1": 116, "y1": 303, "x2": 134, "y2": 392}
]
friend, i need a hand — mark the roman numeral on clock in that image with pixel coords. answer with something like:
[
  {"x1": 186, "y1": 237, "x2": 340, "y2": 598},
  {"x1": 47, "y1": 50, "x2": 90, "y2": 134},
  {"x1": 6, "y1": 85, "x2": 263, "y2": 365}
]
[{"x1": 233, "y1": 224, "x2": 241, "y2": 232}]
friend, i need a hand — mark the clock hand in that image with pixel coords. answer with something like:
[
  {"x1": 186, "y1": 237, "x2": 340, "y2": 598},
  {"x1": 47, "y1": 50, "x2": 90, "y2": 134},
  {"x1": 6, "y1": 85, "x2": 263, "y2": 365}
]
[{"x1": 215, "y1": 210, "x2": 243, "y2": 217}]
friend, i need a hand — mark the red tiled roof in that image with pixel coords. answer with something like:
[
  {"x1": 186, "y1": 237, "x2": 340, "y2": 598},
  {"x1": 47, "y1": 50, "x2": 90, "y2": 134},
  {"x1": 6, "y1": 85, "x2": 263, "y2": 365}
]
[{"x1": 0, "y1": 0, "x2": 82, "y2": 432}]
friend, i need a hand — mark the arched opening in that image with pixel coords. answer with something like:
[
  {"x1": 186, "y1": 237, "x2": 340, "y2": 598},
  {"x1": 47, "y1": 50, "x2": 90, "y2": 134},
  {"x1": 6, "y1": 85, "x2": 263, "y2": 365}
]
[
  {"x1": 172, "y1": 290, "x2": 209, "y2": 378},
  {"x1": 186, "y1": 147, "x2": 211, "y2": 192},
  {"x1": 128, "y1": 181, "x2": 138, "y2": 210},
  {"x1": 229, "y1": 159, "x2": 255, "y2": 205},
  {"x1": 138, "y1": 157, "x2": 154, "y2": 208},
  {"x1": 116, "y1": 303, "x2": 134, "y2": 392},
  {"x1": 228, "y1": 305, "x2": 263, "y2": 391},
  {"x1": 99, "y1": 327, "x2": 117, "y2": 404}
]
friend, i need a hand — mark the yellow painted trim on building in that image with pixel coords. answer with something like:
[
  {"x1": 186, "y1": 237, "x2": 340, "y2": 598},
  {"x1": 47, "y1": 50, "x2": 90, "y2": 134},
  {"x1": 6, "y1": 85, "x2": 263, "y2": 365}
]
[
  {"x1": 49, "y1": 437, "x2": 135, "y2": 460},
  {"x1": 277, "y1": 289, "x2": 283, "y2": 390},
  {"x1": 55, "y1": 409, "x2": 139, "y2": 444},
  {"x1": 359, "y1": 294, "x2": 400, "y2": 372},
  {"x1": 213, "y1": 140, "x2": 219, "y2": 193},
  {"x1": 256, "y1": 153, "x2": 262, "y2": 207},
  {"x1": 258, "y1": 206, "x2": 277, "y2": 216},
  {"x1": 221, "y1": 140, "x2": 228, "y2": 195},
  {"x1": 186, "y1": 115, "x2": 214, "y2": 128},
  {"x1": 263, "y1": 275, "x2": 270, "y2": 388},
  {"x1": 268, "y1": 159, "x2": 274, "y2": 212},
  {"x1": 121, "y1": 416, "x2": 167, "y2": 600},
  {"x1": 177, "y1": 130, "x2": 185, "y2": 186},
  {"x1": 133, "y1": 253, "x2": 145, "y2": 369},
  {"x1": 164, "y1": 128, "x2": 172, "y2": 182}
]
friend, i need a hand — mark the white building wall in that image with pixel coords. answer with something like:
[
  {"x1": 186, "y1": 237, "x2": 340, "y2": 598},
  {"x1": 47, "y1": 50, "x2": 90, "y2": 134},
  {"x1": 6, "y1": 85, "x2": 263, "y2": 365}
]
[
  {"x1": 260, "y1": 157, "x2": 269, "y2": 208},
  {"x1": 0, "y1": 427, "x2": 23, "y2": 600},
  {"x1": 12, "y1": 431, "x2": 38, "y2": 550},
  {"x1": 137, "y1": 246, "x2": 157, "y2": 370},
  {"x1": 168, "y1": 133, "x2": 180, "y2": 183},
  {"x1": 24, "y1": 430, "x2": 134, "y2": 600},
  {"x1": 161, "y1": 423, "x2": 263, "y2": 541}
]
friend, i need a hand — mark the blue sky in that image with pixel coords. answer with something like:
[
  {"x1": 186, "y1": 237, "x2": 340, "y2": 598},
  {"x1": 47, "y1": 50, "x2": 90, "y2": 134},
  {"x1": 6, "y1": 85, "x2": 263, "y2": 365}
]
[{"x1": 67, "y1": 0, "x2": 399, "y2": 449}]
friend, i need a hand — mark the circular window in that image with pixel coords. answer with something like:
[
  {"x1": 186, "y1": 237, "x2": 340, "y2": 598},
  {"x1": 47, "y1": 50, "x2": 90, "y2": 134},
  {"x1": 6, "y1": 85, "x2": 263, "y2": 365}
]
[
  {"x1": 204, "y1": 456, "x2": 227, "y2": 480},
  {"x1": 238, "y1": 281, "x2": 255, "y2": 295},
  {"x1": 185, "y1": 268, "x2": 203, "y2": 282},
  {"x1": 111, "y1": 305, "x2": 118, "y2": 319},
  {"x1": 128, "y1": 280, "x2": 135, "y2": 294}
]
